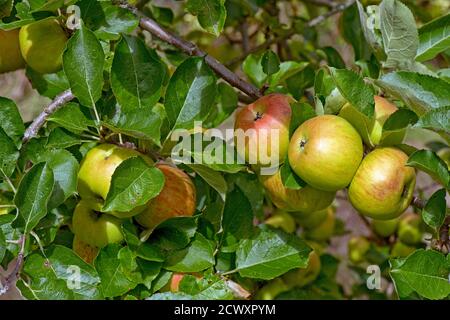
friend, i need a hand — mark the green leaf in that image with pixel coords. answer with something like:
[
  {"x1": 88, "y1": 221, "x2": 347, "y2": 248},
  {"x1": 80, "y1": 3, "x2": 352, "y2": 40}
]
[
  {"x1": 188, "y1": 164, "x2": 227, "y2": 199},
  {"x1": 95, "y1": 244, "x2": 137, "y2": 298},
  {"x1": 13, "y1": 163, "x2": 54, "y2": 233},
  {"x1": 63, "y1": 24, "x2": 105, "y2": 108},
  {"x1": 290, "y1": 102, "x2": 315, "y2": 137},
  {"x1": 235, "y1": 226, "x2": 311, "y2": 280},
  {"x1": 421, "y1": 189, "x2": 447, "y2": 230},
  {"x1": 47, "y1": 102, "x2": 95, "y2": 134},
  {"x1": 407, "y1": 150, "x2": 449, "y2": 189},
  {"x1": 415, "y1": 106, "x2": 450, "y2": 133},
  {"x1": 165, "y1": 57, "x2": 217, "y2": 130},
  {"x1": 376, "y1": 72, "x2": 450, "y2": 116},
  {"x1": 111, "y1": 35, "x2": 167, "y2": 111},
  {"x1": 164, "y1": 233, "x2": 215, "y2": 272},
  {"x1": 383, "y1": 109, "x2": 419, "y2": 131},
  {"x1": 186, "y1": 0, "x2": 227, "y2": 36},
  {"x1": 0, "y1": 97, "x2": 25, "y2": 146},
  {"x1": 0, "y1": 128, "x2": 19, "y2": 177},
  {"x1": 355, "y1": 1, "x2": 385, "y2": 61},
  {"x1": 46, "y1": 127, "x2": 84, "y2": 149},
  {"x1": 280, "y1": 158, "x2": 306, "y2": 190},
  {"x1": 416, "y1": 13, "x2": 450, "y2": 62},
  {"x1": 26, "y1": 69, "x2": 70, "y2": 99},
  {"x1": 0, "y1": 228, "x2": 5, "y2": 262},
  {"x1": 379, "y1": 0, "x2": 418, "y2": 69},
  {"x1": 320, "y1": 47, "x2": 345, "y2": 69},
  {"x1": 230, "y1": 172, "x2": 265, "y2": 220},
  {"x1": 242, "y1": 54, "x2": 266, "y2": 87},
  {"x1": 103, "y1": 157, "x2": 165, "y2": 213},
  {"x1": 261, "y1": 50, "x2": 280, "y2": 76},
  {"x1": 329, "y1": 68, "x2": 375, "y2": 118},
  {"x1": 268, "y1": 61, "x2": 308, "y2": 89},
  {"x1": 150, "y1": 217, "x2": 198, "y2": 252},
  {"x1": 340, "y1": 2, "x2": 371, "y2": 60},
  {"x1": 390, "y1": 249, "x2": 450, "y2": 300}
]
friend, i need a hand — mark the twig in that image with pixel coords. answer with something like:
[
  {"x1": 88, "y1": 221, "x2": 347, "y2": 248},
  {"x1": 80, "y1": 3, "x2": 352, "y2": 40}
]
[
  {"x1": 411, "y1": 196, "x2": 425, "y2": 210},
  {"x1": 240, "y1": 20, "x2": 250, "y2": 55},
  {"x1": 0, "y1": 235, "x2": 26, "y2": 296},
  {"x1": 139, "y1": 16, "x2": 262, "y2": 100},
  {"x1": 303, "y1": 0, "x2": 336, "y2": 8},
  {"x1": 226, "y1": 0, "x2": 355, "y2": 67},
  {"x1": 22, "y1": 90, "x2": 75, "y2": 143}
]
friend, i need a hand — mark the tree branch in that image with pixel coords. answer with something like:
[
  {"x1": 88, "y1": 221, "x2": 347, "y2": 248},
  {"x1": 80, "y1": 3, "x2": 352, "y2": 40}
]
[
  {"x1": 0, "y1": 235, "x2": 26, "y2": 296},
  {"x1": 411, "y1": 196, "x2": 425, "y2": 210},
  {"x1": 22, "y1": 90, "x2": 75, "y2": 144},
  {"x1": 226, "y1": 0, "x2": 356, "y2": 67},
  {"x1": 139, "y1": 17, "x2": 262, "y2": 100}
]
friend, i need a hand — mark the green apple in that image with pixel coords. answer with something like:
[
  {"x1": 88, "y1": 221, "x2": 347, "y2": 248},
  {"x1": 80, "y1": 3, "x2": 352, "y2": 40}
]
[
  {"x1": 0, "y1": 29, "x2": 25, "y2": 73},
  {"x1": 372, "y1": 217, "x2": 399, "y2": 237},
  {"x1": 265, "y1": 210, "x2": 296, "y2": 233},
  {"x1": 254, "y1": 278, "x2": 289, "y2": 300},
  {"x1": 72, "y1": 235, "x2": 99, "y2": 264},
  {"x1": 398, "y1": 214, "x2": 422, "y2": 245},
  {"x1": 19, "y1": 18, "x2": 68, "y2": 74},
  {"x1": 348, "y1": 147, "x2": 416, "y2": 220},
  {"x1": 292, "y1": 207, "x2": 329, "y2": 229},
  {"x1": 78, "y1": 143, "x2": 152, "y2": 217},
  {"x1": 259, "y1": 169, "x2": 335, "y2": 213},
  {"x1": 0, "y1": 193, "x2": 13, "y2": 215},
  {"x1": 390, "y1": 241, "x2": 415, "y2": 258},
  {"x1": 282, "y1": 251, "x2": 321, "y2": 288},
  {"x1": 288, "y1": 115, "x2": 363, "y2": 191},
  {"x1": 234, "y1": 94, "x2": 292, "y2": 169},
  {"x1": 304, "y1": 207, "x2": 336, "y2": 241},
  {"x1": 437, "y1": 148, "x2": 450, "y2": 168},
  {"x1": 348, "y1": 236, "x2": 370, "y2": 264},
  {"x1": 72, "y1": 201, "x2": 124, "y2": 248},
  {"x1": 136, "y1": 164, "x2": 196, "y2": 230}
]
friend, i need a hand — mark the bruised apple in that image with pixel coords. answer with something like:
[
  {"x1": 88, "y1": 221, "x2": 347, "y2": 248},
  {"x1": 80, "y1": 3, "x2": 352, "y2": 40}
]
[
  {"x1": 136, "y1": 164, "x2": 196, "y2": 230},
  {"x1": 0, "y1": 29, "x2": 25, "y2": 73}
]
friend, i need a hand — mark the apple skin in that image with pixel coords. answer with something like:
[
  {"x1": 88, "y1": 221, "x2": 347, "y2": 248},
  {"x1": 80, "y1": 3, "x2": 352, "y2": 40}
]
[
  {"x1": 234, "y1": 94, "x2": 292, "y2": 169},
  {"x1": 304, "y1": 207, "x2": 335, "y2": 241},
  {"x1": 0, "y1": 29, "x2": 26, "y2": 73},
  {"x1": 77, "y1": 143, "x2": 152, "y2": 217},
  {"x1": 288, "y1": 115, "x2": 363, "y2": 192},
  {"x1": 398, "y1": 214, "x2": 422, "y2": 245},
  {"x1": 372, "y1": 217, "x2": 399, "y2": 237},
  {"x1": 72, "y1": 236, "x2": 99, "y2": 264},
  {"x1": 281, "y1": 251, "x2": 321, "y2": 288},
  {"x1": 72, "y1": 201, "x2": 124, "y2": 248},
  {"x1": 259, "y1": 169, "x2": 335, "y2": 213},
  {"x1": 135, "y1": 164, "x2": 196, "y2": 230},
  {"x1": 390, "y1": 241, "x2": 415, "y2": 258},
  {"x1": 292, "y1": 207, "x2": 329, "y2": 229},
  {"x1": 19, "y1": 19, "x2": 68, "y2": 74},
  {"x1": 254, "y1": 278, "x2": 289, "y2": 300},
  {"x1": 348, "y1": 236, "x2": 370, "y2": 264},
  {"x1": 265, "y1": 210, "x2": 296, "y2": 233},
  {"x1": 348, "y1": 147, "x2": 416, "y2": 220}
]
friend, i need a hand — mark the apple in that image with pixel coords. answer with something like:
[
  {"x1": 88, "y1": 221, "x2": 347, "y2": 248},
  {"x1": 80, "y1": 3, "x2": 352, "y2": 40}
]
[
  {"x1": 254, "y1": 278, "x2": 289, "y2": 300},
  {"x1": 19, "y1": 19, "x2": 68, "y2": 74},
  {"x1": 348, "y1": 236, "x2": 370, "y2": 264},
  {"x1": 372, "y1": 217, "x2": 399, "y2": 237},
  {"x1": 72, "y1": 201, "x2": 124, "y2": 248},
  {"x1": 72, "y1": 236, "x2": 99, "y2": 264},
  {"x1": 234, "y1": 94, "x2": 292, "y2": 170},
  {"x1": 288, "y1": 115, "x2": 363, "y2": 191},
  {"x1": 259, "y1": 169, "x2": 335, "y2": 213},
  {"x1": 135, "y1": 164, "x2": 196, "y2": 230},
  {"x1": 348, "y1": 147, "x2": 416, "y2": 220},
  {"x1": 292, "y1": 207, "x2": 329, "y2": 230},
  {"x1": 0, "y1": 193, "x2": 13, "y2": 215},
  {"x1": 304, "y1": 207, "x2": 336, "y2": 241},
  {"x1": 339, "y1": 96, "x2": 403, "y2": 147},
  {"x1": 264, "y1": 210, "x2": 296, "y2": 233},
  {"x1": 398, "y1": 214, "x2": 422, "y2": 245},
  {"x1": 390, "y1": 241, "x2": 415, "y2": 258},
  {"x1": 437, "y1": 148, "x2": 450, "y2": 168},
  {"x1": 281, "y1": 251, "x2": 321, "y2": 288},
  {"x1": 0, "y1": 29, "x2": 25, "y2": 73},
  {"x1": 77, "y1": 143, "x2": 153, "y2": 217}
]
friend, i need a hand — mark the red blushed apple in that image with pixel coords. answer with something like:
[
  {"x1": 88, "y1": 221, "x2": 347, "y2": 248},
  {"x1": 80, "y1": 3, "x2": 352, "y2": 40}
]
[{"x1": 234, "y1": 94, "x2": 292, "y2": 172}]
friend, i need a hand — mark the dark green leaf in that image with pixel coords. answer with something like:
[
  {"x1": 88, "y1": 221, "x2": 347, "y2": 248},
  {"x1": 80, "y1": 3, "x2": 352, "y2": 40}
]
[
  {"x1": 0, "y1": 128, "x2": 19, "y2": 177},
  {"x1": 261, "y1": 50, "x2": 280, "y2": 76},
  {"x1": 0, "y1": 97, "x2": 25, "y2": 146},
  {"x1": 421, "y1": 189, "x2": 447, "y2": 230},
  {"x1": 416, "y1": 13, "x2": 450, "y2": 61},
  {"x1": 341, "y1": 2, "x2": 371, "y2": 60},
  {"x1": 186, "y1": 0, "x2": 227, "y2": 36},
  {"x1": 407, "y1": 150, "x2": 449, "y2": 188},
  {"x1": 415, "y1": 106, "x2": 450, "y2": 133},
  {"x1": 26, "y1": 69, "x2": 70, "y2": 99},
  {"x1": 47, "y1": 102, "x2": 95, "y2": 133}
]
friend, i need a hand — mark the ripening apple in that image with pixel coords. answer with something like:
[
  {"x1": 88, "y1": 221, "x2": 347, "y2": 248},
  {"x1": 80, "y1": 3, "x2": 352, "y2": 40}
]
[
  {"x1": 72, "y1": 236, "x2": 99, "y2": 264},
  {"x1": 292, "y1": 207, "x2": 329, "y2": 230},
  {"x1": 19, "y1": 19, "x2": 68, "y2": 74},
  {"x1": 135, "y1": 164, "x2": 196, "y2": 230},
  {"x1": 259, "y1": 169, "x2": 336, "y2": 213},
  {"x1": 348, "y1": 236, "x2": 370, "y2": 264},
  {"x1": 281, "y1": 251, "x2": 321, "y2": 288},
  {"x1": 264, "y1": 210, "x2": 296, "y2": 233},
  {"x1": 77, "y1": 143, "x2": 153, "y2": 217},
  {"x1": 254, "y1": 278, "x2": 289, "y2": 300},
  {"x1": 72, "y1": 201, "x2": 124, "y2": 248},
  {"x1": 304, "y1": 207, "x2": 336, "y2": 241},
  {"x1": 288, "y1": 115, "x2": 363, "y2": 192},
  {"x1": 390, "y1": 241, "x2": 415, "y2": 258},
  {"x1": 372, "y1": 217, "x2": 399, "y2": 237},
  {"x1": 348, "y1": 147, "x2": 416, "y2": 220},
  {"x1": 234, "y1": 94, "x2": 292, "y2": 170},
  {"x1": 0, "y1": 29, "x2": 25, "y2": 73},
  {"x1": 398, "y1": 214, "x2": 422, "y2": 245}
]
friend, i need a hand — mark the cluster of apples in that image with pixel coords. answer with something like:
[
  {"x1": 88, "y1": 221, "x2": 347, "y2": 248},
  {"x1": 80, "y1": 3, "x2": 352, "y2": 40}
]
[
  {"x1": 71, "y1": 144, "x2": 197, "y2": 264},
  {"x1": 0, "y1": 18, "x2": 68, "y2": 75}
]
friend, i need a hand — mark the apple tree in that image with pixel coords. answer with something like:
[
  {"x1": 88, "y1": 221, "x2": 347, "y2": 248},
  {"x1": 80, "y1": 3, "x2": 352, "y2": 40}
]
[{"x1": 0, "y1": 0, "x2": 449, "y2": 300}]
